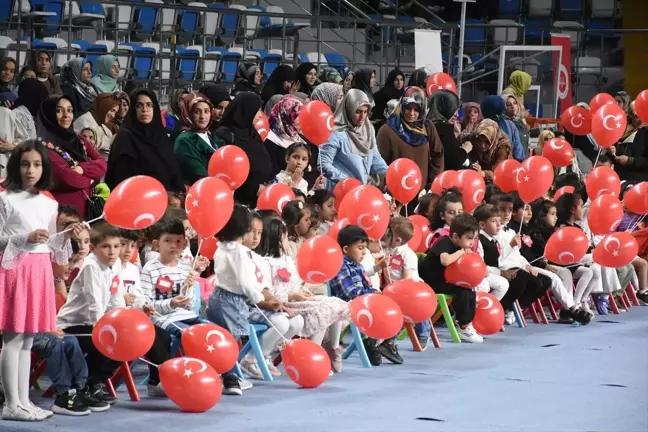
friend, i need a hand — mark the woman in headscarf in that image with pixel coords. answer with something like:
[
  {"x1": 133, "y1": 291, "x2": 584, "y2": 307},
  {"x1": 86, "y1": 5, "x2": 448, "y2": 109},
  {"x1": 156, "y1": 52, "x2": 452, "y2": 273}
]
[
  {"x1": 261, "y1": 65, "x2": 297, "y2": 107},
  {"x1": 174, "y1": 92, "x2": 223, "y2": 185},
  {"x1": 0, "y1": 57, "x2": 16, "y2": 94},
  {"x1": 164, "y1": 88, "x2": 189, "y2": 137},
  {"x1": 351, "y1": 69, "x2": 376, "y2": 107},
  {"x1": 0, "y1": 108, "x2": 24, "y2": 177},
  {"x1": 480, "y1": 95, "x2": 525, "y2": 161},
  {"x1": 60, "y1": 58, "x2": 97, "y2": 117},
  {"x1": 30, "y1": 50, "x2": 62, "y2": 95},
  {"x1": 427, "y1": 89, "x2": 472, "y2": 171},
  {"x1": 372, "y1": 69, "x2": 405, "y2": 123},
  {"x1": 11, "y1": 78, "x2": 50, "y2": 140},
  {"x1": 199, "y1": 84, "x2": 231, "y2": 131},
  {"x1": 614, "y1": 101, "x2": 648, "y2": 182},
  {"x1": 408, "y1": 68, "x2": 428, "y2": 89},
  {"x1": 91, "y1": 55, "x2": 119, "y2": 93},
  {"x1": 214, "y1": 92, "x2": 273, "y2": 207},
  {"x1": 318, "y1": 89, "x2": 388, "y2": 189},
  {"x1": 73, "y1": 93, "x2": 120, "y2": 160},
  {"x1": 502, "y1": 92, "x2": 530, "y2": 152},
  {"x1": 295, "y1": 62, "x2": 317, "y2": 97},
  {"x1": 469, "y1": 119, "x2": 512, "y2": 182},
  {"x1": 615, "y1": 91, "x2": 632, "y2": 115},
  {"x1": 311, "y1": 82, "x2": 343, "y2": 113},
  {"x1": 459, "y1": 102, "x2": 482, "y2": 141},
  {"x1": 377, "y1": 96, "x2": 444, "y2": 187},
  {"x1": 107, "y1": 90, "x2": 129, "y2": 133},
  {"x1": 37, "y1": 95, "x2": 107, "y2": 219},
  {"x1": 233, "y1": 62, "x2": 261, "y2": 95},
  {"x1": 106, "y1": 89, "x2": 184, "y2": 192},
  {"x1": 503, "y1": 70, "x2": 532, "y2": 100},
  {"x1": 318, "y1": 67, "x2": 342, "y2": 84},
  {"x1": 266, "y1": 96, "x2": 305, "y2": 175},
  {"x1": 341, "y1": 69, "x2": 354, "y2": 94},
  {"x1": 264, "y1": 94, "x2": 283, "y2": 117}
]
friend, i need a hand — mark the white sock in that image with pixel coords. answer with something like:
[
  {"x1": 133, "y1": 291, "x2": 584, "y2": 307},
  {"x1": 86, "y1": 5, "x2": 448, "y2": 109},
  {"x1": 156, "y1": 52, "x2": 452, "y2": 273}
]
[{"x1": 17, "y1": 334, "x2": 34, "y2": 408}]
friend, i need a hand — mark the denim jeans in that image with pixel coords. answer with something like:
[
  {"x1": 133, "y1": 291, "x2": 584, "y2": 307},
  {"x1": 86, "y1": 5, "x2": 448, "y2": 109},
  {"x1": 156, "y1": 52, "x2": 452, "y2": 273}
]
[
  {"x1": 414, "y1": 319, "x2": 432, "y2": 339},
  {"x1": 32, "y1": 334, "x2": 88, "y2": 395}
]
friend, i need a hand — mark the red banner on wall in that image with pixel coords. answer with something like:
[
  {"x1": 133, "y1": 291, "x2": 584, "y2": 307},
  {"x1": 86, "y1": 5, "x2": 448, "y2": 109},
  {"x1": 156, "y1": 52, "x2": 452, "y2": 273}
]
[{"x1": 551, "y1": 34, "x2": 573, "y2": 115}]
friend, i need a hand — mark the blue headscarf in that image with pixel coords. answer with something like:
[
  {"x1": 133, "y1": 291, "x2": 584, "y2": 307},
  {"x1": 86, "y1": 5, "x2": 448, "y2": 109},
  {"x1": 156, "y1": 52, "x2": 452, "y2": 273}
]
[
  {"x1": 480, "y1": 95, "x2": 525, "y2": 161},
  {"x1": 386, "y1": 97, "x2": 428, "y2": 146}
]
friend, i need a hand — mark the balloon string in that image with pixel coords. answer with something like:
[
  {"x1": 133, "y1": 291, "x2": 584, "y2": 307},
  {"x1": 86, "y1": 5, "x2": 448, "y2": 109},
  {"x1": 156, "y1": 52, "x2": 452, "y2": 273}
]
[
  {"x1": 518, "y1": 205, "x2": 526, "y2": 235},
  {"x1": 253, "y1": 304, "x2": 291, "y2": 343},
  {"x1": 593, "y1": 148, "x2": 602, "y2": 168},
  {"x1": 153, "y1": 311, "x2": 186, "y2": 332},
  {"x1": 527, "y1": 255, "x2": 545, "y2": 265},
  {"x1": 68, "y1": 334, "x2": 93, "y2": 337},
  {"x1": 138, "y1": 357, "x2": 160, "y2": 369},
  {"x1": 53, "y1": 215, "x2": 104, "y2": 237},
  {"x1": 629, "y1": 213, "x2": 647, "y2": 232},
  {"x1": 192, "y1": 239, "x2": 204, "y2": 271}
]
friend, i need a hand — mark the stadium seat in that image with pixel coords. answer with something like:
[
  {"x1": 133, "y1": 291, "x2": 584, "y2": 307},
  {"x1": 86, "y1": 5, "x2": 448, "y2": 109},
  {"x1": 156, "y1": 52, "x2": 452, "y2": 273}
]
[
  {"x1": 261, "y1": 49, "x2": 282, "y2": 78},
  {"x1": 257, "y1": 5, "x2": 309, "y2": 38},
  {"x1": 490, "y1": 19, "x2": 519, "y2": 45},
  {"x1": 202, "y1": 4, "x2": 221, "y2": 42},
  {"x1": 575, "y1": 56, "x2": 602, "y2": 102},
  {"x1": 558, "y1": 0, "x2": 583, "y2": 20},
  {"x1": 104, "y1": 3, "x2": 134, "y2": 38},
  {"x1": 527, "y1": 0, "x2": 554, "y2": 17},
  {"x1": 29, "y1": 0, "x2": 64, "y2": 37},
  {"x1": 553, "y1": 20, "x2": 584, "y2": 48},
  {"x1": 134, "y1": 0, "x2": 161, "y2": 39},
  {"x1": 221, "y1": 49, "x2": 242, "y2": 83},
  {"x1": 324, "y1": 52, "x2": 346, "y2": 73},
  {"x1": 462, "y1": 19, "x2": 487, "y2": 47},
  {"x1": 65, "y1": 1, "x2": 106, "y2": 25},
  {"x1": 590, "y1": 0, "x2": 616, "y2": 18},
  {"x1": 523, "y1": 19, "x2": 550, "y2": 40},
  {"x1": 306, "y1": 52, "x2": 328, "y2": 67},
  {"x1": 243, "y1": 5, "x2": 262, "y2": 39},
  {"x1": 203, "y1": 47, "x2": 225, "y2": 82},
  {"x1": 218, "y1": 4, "x2": 246, "y2": 42},
  {"x1": 177, "y1": 2, "x2": 205, "y2": 43},
  {"x1": 586, "y1": 20, "x2": 620, "y2": 42},
  {"x1": 509, "y1": 56, "x2": 541, "y2": 82},
  {"x1": 497, "y1": 0, "x2": 521, "y2": 17},
  {"x1": 178, "y1": 45, "x2": 201, "y2": 81}
]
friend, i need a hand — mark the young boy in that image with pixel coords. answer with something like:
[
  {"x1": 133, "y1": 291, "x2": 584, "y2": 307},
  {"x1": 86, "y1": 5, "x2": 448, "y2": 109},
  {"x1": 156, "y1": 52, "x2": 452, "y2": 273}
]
[
  {"x1": 56, "y1": 205, "x2": 81, "y2": 232},
  {"x1": 419, "y1": 214, "x2": 483, "y2": 343},
  {"x1": 56, "y1": 223, "x2": 124, "y2": 406},
  {"x1": 472, "y1": 204, "x2": 510, "y2": 302},
  {"x1": 330, "y1": 225, "x2": 402, "y2": 365}
]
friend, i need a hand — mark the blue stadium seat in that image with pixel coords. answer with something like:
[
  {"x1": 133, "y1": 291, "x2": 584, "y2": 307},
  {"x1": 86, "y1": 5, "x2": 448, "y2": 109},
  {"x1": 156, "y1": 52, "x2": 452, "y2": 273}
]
[
  {"x1": 523, "y1": 19, "x2": 551, "y2": 40},
  {"x1": 324, "y1": 52, "x2": 346, "y2": 73},
  {"x1": 498, "y1": 0, "x2": 521, "y2": 17},
  {"x1": 558, "y1": 0, "x2": 583, "y2": 20},
  {"x1": 86, "y1": 43, "x2": 109, "y2": 73},
  {"x1": 134, "y1": 1, "x2": 158, "y2": 39},
  {"x1": 586, "y1": 20, "x2": 620, "y2": 41},
  {"x1": 178, "y1": 46, "x2": 200, "y2": 80},
  {"x1": 463, "y1": 19, "x2": 487, "y2": 46},
  {"x1": 122, "y1": 42, "x2": 156, "y2": 80},
  {"x1": 72, "y1": 39, "x2": 90, "y2": 52},
  {"x1": 261, "y1": 52, "x2": 282, "y2": 79},
  {"x1": 221, "y1": 50, "x2": 241, "y2": 83},
  {"x1": 31, "y1": 0, "x2": 65, "y2": 37}
]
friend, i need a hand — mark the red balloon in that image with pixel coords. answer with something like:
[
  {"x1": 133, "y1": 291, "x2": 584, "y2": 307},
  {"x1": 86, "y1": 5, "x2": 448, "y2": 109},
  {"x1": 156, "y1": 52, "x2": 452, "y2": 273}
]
[
  {"x1": 591, "y1": 103, "x2": 627, "y2": 148},
  {"x1": 543, "y1": 138, "x2": 575, "y2": 167},
  {"x1": 444, "y1": 253, "x2": 486, "y2": 289},
  {"x1": 207, "y1": 145, "x2": 250, "y2": 190},
  {"x1": 457, "y1": 169, "x2": 486, "y2": 212},
  {"x1": 430, "y1": 170, "x2": 459, "y2": 195},
  {"x1": 472, "y1": 292, "x2": 504, "y2": 335},
  {"x1": 635, "y1": 89, "x2": 648, "y2": 124},
  {"x1": 297, "y1": 235, "x2": 344, "y2": 284},
  {"x1": 129, "y1": 246, "x2": 139, "y2": 264},
  {"x1": 338, "y1": 185, "x2": 390, "y2": 240},
  {"x1": 186, "y1": 177, "x2": 234, "y2": 237},
  {"x1": 587, "y1": 195, "x2": 624, "y2": 235},
  {"x1": 561, "y1": 105, "x2": 592, "y2": 136},
  {"x1": 41, "y1": 190, "x2": 55, "y2": 200},
  {"x1": 589, "y1": 93, "x2": 616, "y2": 114},
  {"x1": 493, "y1": 159, "x2": 522, "y2": 193},
  {"x1": 553, "y1": 185, "x2": 575, "y2": 202},
  {"x1": 545, "y1": 227, "x2": 589, "y2": 265},
  {"x1": 181, "y1": 324, "x2": 238, "y2": 374},
  {"x1": 383, "y1": 280, "x2": 437, "y2": 323},
  {"x1": 332, "y1": 178, "x2": 362, "y2": 211},
  {"x1": 349, "y1": 293, "x2": 403, "y2": 339},
  {"x1": 593, "y1": 232, "x2": 638, "y2": 267},
  {"x1": 386, "y1": 158, "x2": 423, "y2": 204},
  {"x1": 585, "y1": 166, "x2": 621, "y2": 199},
  {"x1": 92, "y1": 308, "x2": 155, "y2": 361},
  {"x1": 282, "y1": 339, "x2": 331, "y2": 388},
  {"x1": 426, "y1": 72, "x2": 457, "y2": 96},
  {"x1": 327, "y1": 218, "x2": 350, "y2": 240},
  {"x1": 403, "y1": 86, "x2": 425, "y2": 99},
  {"x1": 298, "y1": 100, "x2": 334, "y2": 146},
  {"x1": 408, "y1": 215, "x2": 432, "y2": 253},
  {"x1": 104, "y1": 175, "x2": 168, "y2": 229},
  {"x1": 407, "y1": 218, "x2": 423, "y2": 253},
  {"x1": 623, "y1": 182, "x2": 648, "y2": 215},
  {"x1": 516, "y1": 156, "x2": 554, "y2": 203},
  {"x1": 159, "y1": 357, "x2": 222, "y2": 412},
  {"x1": 198, "y1": 237, "x2": 218, "y2": 259},
  {"x1": 257, "y1": 183, "x2": 296, "y2": 215},
  {"x1": 254, "y1": 111, "x2": 269, "y2": 141}
]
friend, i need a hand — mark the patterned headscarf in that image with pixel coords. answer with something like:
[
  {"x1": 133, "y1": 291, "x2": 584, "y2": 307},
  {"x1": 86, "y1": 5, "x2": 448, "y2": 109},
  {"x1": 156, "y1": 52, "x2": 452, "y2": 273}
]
[
  {"x1": 61, "y1": 58, "x2": 97, "y2": 104},
  {"x1": 474, "y1": 119, "x2": 511, "y2": 165},
  {"x1": 460, "y1": 102, "x2": 482, "y2": 137},
  {"x1": 386, "y1": 97, "x2": 427, "y2": 146},
  {"x1": 178, "y1": 92, "x2": 213, "y2": 133},
  {"x1": 269, "y1": 96, "x2": 304, "y2": 147},
  {"x1": 318, "y1": 67, "x2": 342, "y2": 84}
]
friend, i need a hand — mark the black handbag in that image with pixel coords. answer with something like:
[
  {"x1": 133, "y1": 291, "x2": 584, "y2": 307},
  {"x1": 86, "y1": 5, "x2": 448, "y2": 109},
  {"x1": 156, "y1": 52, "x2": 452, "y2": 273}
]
[{"x1": 84, "y1": 189, "x2": 105, "y2": 220}]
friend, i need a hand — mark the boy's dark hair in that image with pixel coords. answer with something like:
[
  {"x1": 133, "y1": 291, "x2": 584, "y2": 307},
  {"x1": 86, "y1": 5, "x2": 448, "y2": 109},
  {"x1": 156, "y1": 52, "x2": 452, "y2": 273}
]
[
  {"x1": 258, "y1": 217, "x2": 287, "y2": 258},
  {"x1": 431, "y1": 187, "x2": 463, "y2": 230},
  {"x1": 151, "y1": 215, "x2": 185, "y2": 239},
  {"x1": 120, "y1": 229, "x2": 140, "y2": 243},
  {"x1": 511, "y1": 191, "x2": 526, "y2": 211},
  {"x1": 257, "y1": 209, "x2": 278, "y2": 220},
  {"x1": 217, "y1": 204, "x2": 251, "y2": 242},
  {"x1": 490, "y1": 193, "x2": 514, "y2": 207},
  {"x1": 473, "y1": 204, "x2": 499, "y2": 222},
  {"x1": 484, "y1": 183, "x2": 503, "y2": 204},
  {"x1": 337, "y1": 225, "x2": 368, "y2": 249},
  {"x1": 90, "y1": 222, "x2": 123, "y2": 246},
  {"x1": 58, "y1": 205, "x2": 80, "y2": 219},
  {"x1": 1, "y1": 140, "x2": 53, "y2": 193},
  {"x1": 555, "y1": 192, "x2": 582, "y2": 223},
  {"x1": 555, "y1": 172, "x2": 581, "y2": 190},
  {"x1": 449, "y1": 213, "x2": 479, "y2": 237},
  {"x1": 164, "y1": 206, "x2": 188, "y2": 222}
]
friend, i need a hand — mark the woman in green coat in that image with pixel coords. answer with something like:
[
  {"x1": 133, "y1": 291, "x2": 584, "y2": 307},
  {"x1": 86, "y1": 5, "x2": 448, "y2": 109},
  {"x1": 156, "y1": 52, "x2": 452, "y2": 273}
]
[{"x1": 173, "y1": 92, "x2": 224, "y2": 185}]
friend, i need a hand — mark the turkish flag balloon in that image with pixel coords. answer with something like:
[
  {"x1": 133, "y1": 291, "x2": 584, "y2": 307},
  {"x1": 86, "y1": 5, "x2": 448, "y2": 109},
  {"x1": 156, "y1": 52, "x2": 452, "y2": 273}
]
[
  {"x1": 444, "y1": 253, "x2": 486, "y2": 289},
  {"x1": 587, "y1": 195, "x2": 624, "y2": 235},
  {"x1": 254, "y1": 111, "x2": 269, "y2": 141},
  {"x1": 349, "y1": 293, "x2": 403, "y2": 339},
  {"x1": 207, "y1": 146, "x2": 250, "y2": 191},
  {"x1": 493, "y1": 159, "x2": 522, "y2": 193},
  {"x1": 386, "y1": 158, "x2": 423, "y2": 204},
  {"x1": 623, "y1": 182, "x2": 648, "y2": 214},
  {"x1": 561, "y1": 105, "x2": 592, "y2": 136},
  {"x1": 383, "y1": 280, "x2": 437, "y2": 324},
  {"x1": 181, "y1": 324, "x2": 238, "y2": 374},
  {"x1": 332, "y1": 178, "x2": 362, "y2": 211},
  {"x1": 585, "y1": 166, "x2": 621, "y2": 199},
  {"x1": 426, "y1": 73, "x2": 457, "y2": 96},
  {"x1": 635, "y1": 89, "x2": 648, "y2": 124},
  {"x1": 338, "y1": 185, "x2": 390, "y2": 240},
  {"x1": 408, "y1": 215, "x2": 432, "y2": 253},
  {"x1": 517, "y1": 156, "x2": 554, "y2": 203},
  {"x1": 92, "y1": 308, "x2": 155, "y2": 361},
  {"x1": 104, "y1": 176, "x2": 167, "y2": 229},
  {"x1": 593, "y1": 232, "x2": 638, "y2": 267},
  {"x1": 543, "y1": 138, "x2": 575, "y2": 167},
  {"x1": 186, "y1": 177, "x2": 234, "y2": 238},
  {"x1": 257, "y1": 183, "x2": 296, "y2": 215},
  {"x1": 591, "y1": 103, "x2": 627, "y2": 148},
  {"x1": 282, "y1": 339, "x2": 331, "y2": 388},
  {"x1": 472, "y1": 292, "x2": 505, "y2": 335},
  {"x1": 298, "y1": 100, "x2": 334, "y2": 146},
  {"x1": 430, "y1": 170, "x2": 460, "y2": 195},
  {"x1": 589, "y1": 93, "x2": 616, "y2": 114},
  {"x1": 545, "y1": 227, "x2": 589, "y2": 265},
  {"x1": 198, "y1": 237, "x2": 218, "y2": 259},
  {"x1": 297, "y1": 235, "x2": 344, "y2": 284},
  {"x1": 327, "y1": 217, "x2": 351, "y2": 241},
  {"x1": 553, "y1": 185, "x2": 575, "y2": 202},
  {"x1": 159, "y1": 357, "x2": 221, "y2": 412},
  {"x1": 457, "y1": 169, "x2": 486, "y2": 212}
]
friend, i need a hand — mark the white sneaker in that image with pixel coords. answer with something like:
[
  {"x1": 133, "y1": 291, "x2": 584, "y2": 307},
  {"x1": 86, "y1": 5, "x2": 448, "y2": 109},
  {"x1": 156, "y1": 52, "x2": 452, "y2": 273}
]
[
  {"x1": 238, "y1": 377, "x2": 253, "y2": 391},
  {"x1": 458, "y1": 325, "x2": 484, "y2": 344},
  {"x1": 264, "y1": 357, "x2": 282, "y2": 377},
  {"x1": 2, "y1": 404, "x2": 41, "y2": 421},
  {"x1": 239, "y1": 355, "x2": 263, "y2": 380},
  {"x1": 26, "y1": 403, "x2": 53, "y2": 420},
  {"x1": 504, "y1": 311, "x2": 515, "y2": 325}
]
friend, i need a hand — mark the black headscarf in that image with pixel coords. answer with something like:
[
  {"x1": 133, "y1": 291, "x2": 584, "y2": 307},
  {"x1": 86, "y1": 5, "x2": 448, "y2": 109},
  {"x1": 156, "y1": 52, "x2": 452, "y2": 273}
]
[
  {"x1": 36, "y1": 95, "x2": 87, "y2": 162},
  {"x1": 13, "y1": 78, "x2": 49, "y2": 118},
  {"x1": 373, "y1": 69, "x2": 404, "y2": 120},
  {"x1": 408, "y1": 68, "x2": 428, "y2": 89},
  {"x1": 233, "y1": 62, "x2": 259, "y2": 94},
  {"x1": 427, "y1": 89, "x2": 461, "y2": 123},
  {"x1": 199, "y1": 84, "x2": 231, "y2": 107},
  {"x1": 0, "y1": 57, "x2": 16, "y2": 92},
  {"x1": 351, "y1": 68, "x2": 375, "y2": 104},
  {"x1": 260, "y1": 65, "x2": 296, "y2": 106},
  {"x1": 295, "y1": 62, "x2": 317, "y2": 96}
]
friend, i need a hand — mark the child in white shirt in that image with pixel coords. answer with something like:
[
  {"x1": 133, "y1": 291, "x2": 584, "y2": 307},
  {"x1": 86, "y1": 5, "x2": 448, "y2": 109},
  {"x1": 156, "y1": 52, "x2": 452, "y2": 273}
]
[{"x1": 361, "y1": 238, "x2": 387, "y2": 290}]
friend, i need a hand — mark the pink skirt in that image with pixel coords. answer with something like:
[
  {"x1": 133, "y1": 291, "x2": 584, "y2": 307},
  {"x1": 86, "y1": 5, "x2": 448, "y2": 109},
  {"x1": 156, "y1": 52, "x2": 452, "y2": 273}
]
[{"x1": 0, "y1": 253, "x2": 56, "y2": 333}]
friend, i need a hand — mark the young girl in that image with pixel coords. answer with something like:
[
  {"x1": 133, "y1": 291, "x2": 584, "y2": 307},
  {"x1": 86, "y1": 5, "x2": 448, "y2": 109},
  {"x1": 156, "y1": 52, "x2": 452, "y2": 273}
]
[
  {"x1": 308, "y1": 189, "x2": 336, "y2": 236},
  {"x1": 0, "y1": 140, "x2": 82, "y2": 421},
  {"x1": 275, "y1": 143, "x2": 311, "y2": 195},
  {"x1": 282, "y1": 200, "x2": 312, "y2": 259},
  {"x1": 414, "y1": 191, "x2": 440, "y2": 219},
  {"x1": 259, "y1": 217, "x2": 349, "y2": 373}
]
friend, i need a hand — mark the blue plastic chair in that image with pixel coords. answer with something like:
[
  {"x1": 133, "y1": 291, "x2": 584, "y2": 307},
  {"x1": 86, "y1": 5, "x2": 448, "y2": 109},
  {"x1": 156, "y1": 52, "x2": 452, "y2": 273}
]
[
  {"x1": 236, "y1": 323, "x2": 273, "y2": 382},
  {"x1": 327, "y1": 283, "x2": 372, "y2": 368},
  {"x1": 512, "y1": 300, "x2": 526, "y2": 329}
]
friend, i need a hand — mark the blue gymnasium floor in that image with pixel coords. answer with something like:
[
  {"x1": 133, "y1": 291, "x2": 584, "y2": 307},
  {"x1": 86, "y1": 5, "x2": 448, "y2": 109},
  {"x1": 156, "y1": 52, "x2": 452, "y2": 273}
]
[{"x1": 7, "y1": 308, "x2": 648, "y2": 432}]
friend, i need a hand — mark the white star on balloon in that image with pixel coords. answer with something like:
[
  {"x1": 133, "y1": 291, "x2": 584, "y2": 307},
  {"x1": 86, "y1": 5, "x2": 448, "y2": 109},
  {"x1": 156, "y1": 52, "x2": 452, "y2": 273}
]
[
  {"x1": 524, "y1": 176, "x2": 530, "y2": 182},
  {"x1": 184, "y1": 369, "x2": 194, "y2": 378},
  {"x1": 193, "y1": 199, "x2": 199, "y2": 208},
  {"x1": 576, "y1": 113, "x2": 582, "y2": 118},
  {"x1": 612, "y1": 251, "x2": 619, "y2": 257},
  {"x1": 230, "y1": 182, "x2": 236, "y2": 188},
  {"x1": 414, "y1": 178, "x2": 420, "y2": 184},
  {"x1": 616, "y1": 122, "x2": 621, "y2": 128},
  {"x1": 206, "y1": 344, "x2": 215, "y2": 353},
  {"x1": 373, "y1": 215, "x2": 380, "y2": 222}
]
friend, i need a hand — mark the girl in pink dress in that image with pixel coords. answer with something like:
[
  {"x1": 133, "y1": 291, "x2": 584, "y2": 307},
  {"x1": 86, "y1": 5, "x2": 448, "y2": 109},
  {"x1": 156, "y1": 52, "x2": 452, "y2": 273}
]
[{"x1": 0, "y1": 140, "x2": 82, "y2": 422}]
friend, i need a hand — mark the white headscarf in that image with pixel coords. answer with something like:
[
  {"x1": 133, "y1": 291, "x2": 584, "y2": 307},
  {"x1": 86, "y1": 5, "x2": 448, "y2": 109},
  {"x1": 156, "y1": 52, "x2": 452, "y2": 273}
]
[{"x1": 333, "y1": 89, "x2": 374, "y2": 156}]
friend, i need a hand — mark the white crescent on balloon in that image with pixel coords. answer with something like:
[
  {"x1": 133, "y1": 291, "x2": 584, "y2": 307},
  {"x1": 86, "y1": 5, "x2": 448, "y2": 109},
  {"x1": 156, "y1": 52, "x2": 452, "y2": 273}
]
[
  {"x1": 515, "y1": 168, "x2": 525, "y2": 185},
  {"x1": 133, "y1": 213, "x2": 155, "y2": 229},
  {"x1": 326, "y1": 115, "x2": 334, "y2": 131},
  {"x1": 472, "y1": 189, "x2": 484, "y2": 205},
  {"x1": 603, "y1": 236, "x2": 621, "y2": 253},
  {"x1": 357, "y1": 213, "x2": 377, "y2": 231},
  {"x1": 205, "y1": 329, "x2": 227, "y2": 345},
  {"x1": 602, "y1": 114, "x2": 619, "y2": 131},
  {"x1": 306, "y1": 270, "x2": 327, "y2": 284},
  {"x1": 400, "y1": 174, "x2": 417, "y2": 191},
  {"x1": 285, "y1": 365, "x2": 300, "y2": 382},
  {"x1": 183, "y1": 358, "x2": 208, "y2": 374},
  {"x1": 98, "y1": 325, "x2": 118, "y2": 352},
  {"x1": 550, "y1": 139, "x2": 565, "y2": 150},
  {"x1": 557, "y1": 251, "x2": 575, "y2": 264},
  {"x1": 478, "y1": 296, "x2": 494, "y2": 310},
  {"x1": 456, "y1": 281, "x2": 471, "y2": 288},
  {"x1": 570, "y1": 116, "x2": 583, "y2": 129},
  {"x1": 356, "y1": 309, "x2": 374, "y2": 329},
  {"x1": 277, "y1": 196, "x2": 291, "y2": 212}
]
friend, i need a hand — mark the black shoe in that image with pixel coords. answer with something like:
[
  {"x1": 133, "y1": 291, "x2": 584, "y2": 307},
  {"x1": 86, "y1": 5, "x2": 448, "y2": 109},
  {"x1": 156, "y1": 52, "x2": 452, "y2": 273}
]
[
  {"x1": 78, "y1": 388, "x2": 111, "y2": 412},
  {"x1": 88, "y1": 383, "x2": 118, "y2": 405},
  {"x1": 636, "y1": 291, "x2": 648, "y2": 305},
  {"x1": 378, "y1": 340, "x2": 404, "y2": 365},
  {"x1": 570, "y1": 306, "x2": 593, "y2": 325},
  {"x1": 222, "y1": 374, "x2": 242, "y2": 396},
  {"x1": 51, "y1": 392, "x2": 91, "y2": 416},
  {"x1": 362, "y1": 338, "x2": 382, "y2": 366},
  {"x1": 558, "y1": 308, "x2": 575, "y2": 324}
]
